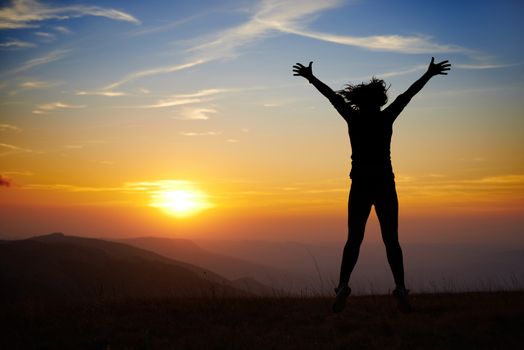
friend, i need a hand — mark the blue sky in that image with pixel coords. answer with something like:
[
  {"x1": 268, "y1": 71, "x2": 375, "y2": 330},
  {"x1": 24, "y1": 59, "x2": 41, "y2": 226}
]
[{"x1": 1, "y1": 0, "x2": 522, "y2": 96}]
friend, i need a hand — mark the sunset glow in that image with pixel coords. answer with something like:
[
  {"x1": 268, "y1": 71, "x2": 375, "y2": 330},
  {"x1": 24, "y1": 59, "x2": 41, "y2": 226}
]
[
  {"x1": 150, "y1": 187, "x2": 212, "y2": 218},
  {"x1": 0, "y1": 0, "x2": 522, "y2": 244}
]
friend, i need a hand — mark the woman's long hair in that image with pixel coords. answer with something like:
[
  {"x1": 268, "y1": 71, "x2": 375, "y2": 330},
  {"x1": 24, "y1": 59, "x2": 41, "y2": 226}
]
[{"x1": 338, "y1": 77, "x2": 389, "y2": 110}]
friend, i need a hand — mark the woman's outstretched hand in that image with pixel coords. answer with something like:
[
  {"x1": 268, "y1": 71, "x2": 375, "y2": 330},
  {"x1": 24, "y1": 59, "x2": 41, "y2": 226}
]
[
  {"x1": 427, "y1": 57, "x2": 451, "y2": 76},
  {"x1": 293, "y1": 61, "x2": 314, "y2": 80}
]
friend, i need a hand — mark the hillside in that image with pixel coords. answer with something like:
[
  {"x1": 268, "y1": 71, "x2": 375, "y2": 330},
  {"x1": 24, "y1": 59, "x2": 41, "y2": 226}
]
[
  {"x1": 1, "y1": 291, "x2": 522, "y2": 349},
  {"x1": 121, "y1": 236, "x2": 310, "y2": 292},
  {"x1": 0, "y1": 233, "x2": 251, "y2": 302}
]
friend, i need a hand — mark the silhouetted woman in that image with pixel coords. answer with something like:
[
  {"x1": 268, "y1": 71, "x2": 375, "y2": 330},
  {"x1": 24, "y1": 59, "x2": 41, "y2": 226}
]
[{"x1": 293, "y1": 57, "x2": 450, "y2": 312}]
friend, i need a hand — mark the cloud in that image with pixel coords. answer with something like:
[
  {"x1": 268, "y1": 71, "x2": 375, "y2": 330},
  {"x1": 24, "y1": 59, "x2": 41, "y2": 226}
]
[
  {"x1": 174, "y1": 108, "x2": 217, "y2": 120},
  {"x1": 127, "y1": 14, "x2": 203, "y2": 37},
  {"x1": 32, "y1": 101, "x2": 86, "y2": 114},
  {"x1": 179, "y1": 131, "x2": 221, "y2": 136},
  {"x1": 1, "y1": 169, "x2": 33, "y2": 176},
  {"x1": 102, "y1": 2, "x2": 344, "y2": 88},
  {"x1": 0, "y1": 0, "x2": 140, "y2": 29},
  {"x1": 396, "y1": 173, "x2": 524, "y2": 207},
  {"x1": 0, "y1": 123, "x2": 21, "y2": 132},
  {"x1": 144, "y1": 88, "x2": 228, "y2": 108},
  {"x1": 192, "y1": 0, "x2": 466, "y2": 57},
  {"x1": 188, "y1": 0, "x2": 344, "y2": 60},
  {"x1": 19, "y1": 80, "x2": 57, "y2": 89},
  {"x1": 6, "y1": 79, "x2": 61, "y2": 96},
  {"x1": 1, "y1": 48, "x2": 69, "y2": 76},
  {"x1": 0, "y1": 38, "x2": 35, "y2": 49},
  {"x1": 22, "y1": 179, "x2": 206, "y2": 195},
  {"x1": 54, "y1": 25, "x2": 72, "y2": 34},
  {"x1": 104, "y1": 59, "x2": 206, "y2": 91},
  {"x1": 464, "y1": 174, "x2": 524, "y2": 185},
  {"x1": 23, "y1": 183, "x2": 123, "y2": 192},
  {"x1": 374, "y1": 65, "x2": 427, "y2": 79},
  {"x1": 104, "y1": 0, "x2": 466, "y2": 90},
  {"x1": 280, "y1": 27, "x2": 465, "y2": 54},
  {"x1": 349, "y1": 60, "x2": 522, "y2": 83},
  {"x1": 454, "y1": 62, "x2": 524, "y2": 70},
  {"x1": 250, "y1": 0, "x2": 466, "y2": 54},
  {"x1": 0, "y1": 175, "x2": 12, "y2": 187},
  {"x1": 0, "y1": 142, "x2": 33, "y2": 156},
  {"x1": 76, "y1": 90, "x2": 127, "y2": 97},
  {"x1": 34, "y1": 31, "x2": 55, "y2": 41},
  {"x1": 124, "y1": 180, "x2": 198, "y2": 191}
]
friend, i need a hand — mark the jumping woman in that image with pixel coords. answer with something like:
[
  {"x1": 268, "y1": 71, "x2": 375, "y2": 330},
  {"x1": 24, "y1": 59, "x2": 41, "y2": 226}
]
[{"x1": 292, "y1": 57, "x2": 450, "y2": 313}]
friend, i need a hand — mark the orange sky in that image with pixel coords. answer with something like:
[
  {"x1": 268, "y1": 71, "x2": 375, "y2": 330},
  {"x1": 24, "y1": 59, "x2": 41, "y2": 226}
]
[{"x1": 1, "y1": 0, "x2": 523, "y2": 246}]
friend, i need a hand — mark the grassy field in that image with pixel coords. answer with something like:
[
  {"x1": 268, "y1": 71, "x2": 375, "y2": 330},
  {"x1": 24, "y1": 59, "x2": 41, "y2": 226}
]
[{"x1": 3, "y1": 291, "x2": 523, "y2": 349}]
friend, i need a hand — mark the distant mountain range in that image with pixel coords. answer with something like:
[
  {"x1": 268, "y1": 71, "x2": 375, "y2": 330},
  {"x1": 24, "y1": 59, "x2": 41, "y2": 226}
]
[
  {"x1": 194, "y1": 239, "x2": 524, "y2": 294},
  {"x1": 0, "y1": 233, "x2": 273, "y2": 302},
  {"x1": 120, "y1": 236, "x2": 314, "y2": 293},
  {"x1": 1, "y1": 233, "x2": 522, "y2": 302}
]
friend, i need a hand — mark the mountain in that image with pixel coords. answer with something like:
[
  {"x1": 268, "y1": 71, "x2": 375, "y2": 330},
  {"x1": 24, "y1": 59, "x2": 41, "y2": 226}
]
[
  {"x1": 195, "y1": 239, "x2": 524, "y2": 294},
  {"x1": 121, "y1": 236, "x2": 309, "y2": 293},
  {"x1": 0, "y1": 233, "x2": 253, "y2": 302}
]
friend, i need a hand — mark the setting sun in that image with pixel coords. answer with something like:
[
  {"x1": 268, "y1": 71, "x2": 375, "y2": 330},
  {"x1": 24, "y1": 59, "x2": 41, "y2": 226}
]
[{"x1": 149, "y1": 183, "x2": 212, "y2": 218}]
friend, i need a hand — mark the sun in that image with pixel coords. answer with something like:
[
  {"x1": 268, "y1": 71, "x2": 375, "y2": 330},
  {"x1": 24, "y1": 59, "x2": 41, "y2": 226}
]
[{"x1": 149, "y1": 186, "x2": 212, "y2": 218}]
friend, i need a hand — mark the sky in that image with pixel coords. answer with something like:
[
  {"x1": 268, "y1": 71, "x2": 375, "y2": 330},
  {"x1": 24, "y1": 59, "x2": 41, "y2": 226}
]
[{"x1": 0, "y1": 0, "x2": 523, "y2": 245}]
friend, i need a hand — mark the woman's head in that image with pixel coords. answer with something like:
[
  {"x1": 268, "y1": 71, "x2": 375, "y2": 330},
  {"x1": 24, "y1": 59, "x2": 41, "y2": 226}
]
[{"x1": 338, "y1": 77, "x2": 389, "y2": 111}]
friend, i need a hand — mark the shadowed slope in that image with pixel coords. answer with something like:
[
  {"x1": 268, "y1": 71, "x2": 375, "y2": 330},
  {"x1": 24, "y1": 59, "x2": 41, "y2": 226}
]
[
  {"x1": 121, "y1": 236, "x2": 306, "y2": 293},
  {"x1": 0, "y1": 233, "x2": 250, "y2": 302}
]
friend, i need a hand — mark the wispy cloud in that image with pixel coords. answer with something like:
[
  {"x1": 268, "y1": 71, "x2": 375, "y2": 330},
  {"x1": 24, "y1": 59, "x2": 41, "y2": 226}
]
[
  {"x1": 187, "y1": 0, "x2": 344, "y2": 60},
  {"x1": 124, "y1": 180, "x2": 204, "y2": 193},
  {"x1": 54, "y1": 25, "x2": 72, "y2": 34},
  {"x1": 22, "y1": 183, "x2": 124, "y2": 192},
  {"x1": 454, "y1": 62, "x2": 524, "y2": 70},
  {"x1": 104, "y1": 59, "x2": 206, "y2": 91},
  {"x1": 464, "y1": 174, "x2": 524, "y2": 185},
  {"x1": 32, "y1": 101, "x2": 86, "y2": 114},
  {"x1": 0, "y1": 169, "x2": 33, "y2": 176},
  {"x1": 0, "y1": 142, "x2": 33, "y2": 156},
  {"x1": 22, "y1": 179, "x2": 207, "y2": 195},
  {"x1": 375, "y1": 65, "x2": 427, "y2": 79},
  {"x1": 0, "y1": 0, "x2": 140, "y2": 29},
  {"x1": 1, "y1": 48, "x2": 69, "y2": 76},
  {"x1": 0, "y1": 38, "x2": 35, "y2": 49},
  {"x1": 174, "y1": 107, "x2": 217, "y2": 120},
  {"x1": 34, "y1": 31, "x2": 55, "y2": 41},
  {"x1": 144, "y1": 88, "x2": 228, "y2": 108},
  {"x1": 179, "y1": 131, "x2": 221, "y2": 136},
  {"x1": 76, "y1": 90, "x2": 127, "y2": 97},
  {"x1": 0, "y1": 123, "x2": 21, "y2": 132},
  {"x1": 104, "y1": 0, "x2": 466, "y2": 90},
  {"x1": 127, "y1": 14, "x2": 203, "y2": 37},
  {"x1": 194, "y1": 0, "x2": 466, "y2": 56},
  {"x1": 19, "y1": 80, "x2": 57, "y2": 89},
  {"x1": 396, "y1": 173, "x2": 524, "y2": 207},
  {"x1": 352, "y1": 60, "x2": 522, "y2": 83},
  {"x1": 281, "y1": 27, "x2": 465, "y2": 54},
  {"x1": 6, "y1": 79, "x2": 61, "y2": 96}
]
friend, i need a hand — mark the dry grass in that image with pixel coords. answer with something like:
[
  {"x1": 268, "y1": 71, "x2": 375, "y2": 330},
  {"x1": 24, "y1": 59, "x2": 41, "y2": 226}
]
[{"x1": 2, "y1": 291, "x2": 523, "y2": 349}]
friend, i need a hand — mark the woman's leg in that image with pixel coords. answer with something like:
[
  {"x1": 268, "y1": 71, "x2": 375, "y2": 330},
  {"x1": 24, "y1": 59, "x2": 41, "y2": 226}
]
[
  {"x1": 338, "y1": 181, "x2": 372, "y2": 287},
  {"x1": 374, "y1": 179, "x2": 406, "y2": 289}
]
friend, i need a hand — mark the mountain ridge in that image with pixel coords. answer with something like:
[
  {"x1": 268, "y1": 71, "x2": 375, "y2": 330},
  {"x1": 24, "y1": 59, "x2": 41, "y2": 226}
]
[{"x1": 0, "y1": 232, "x2": 264, "y2": 302}]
